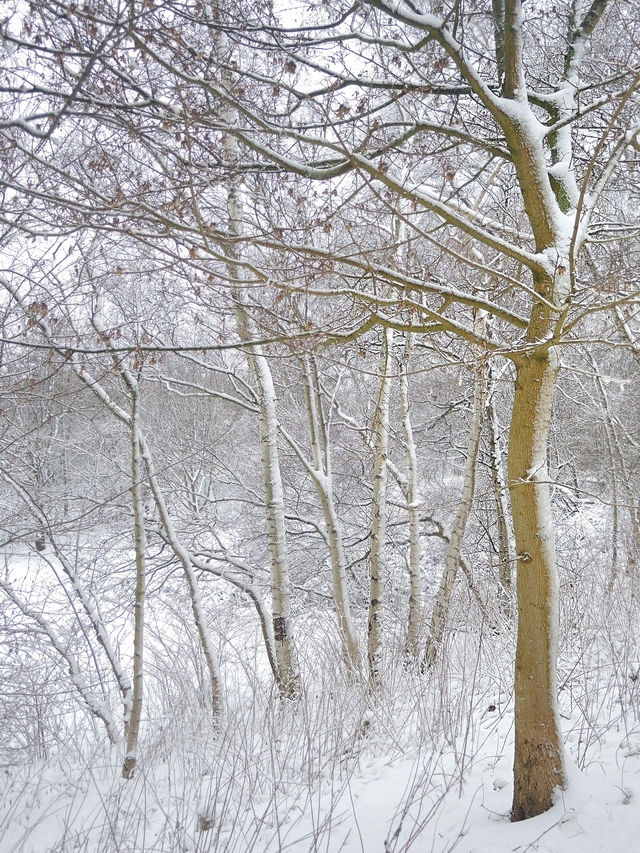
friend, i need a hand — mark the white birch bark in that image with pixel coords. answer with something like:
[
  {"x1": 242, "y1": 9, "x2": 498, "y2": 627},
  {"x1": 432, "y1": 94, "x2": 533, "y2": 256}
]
[
  {"x1": 329, "y1": 362, "x2": 422, "y2": 663},
  {"x1": 486, "y1": 364, "x2": 514, "y2": 614},
  {"x1": 423, "y1": 313, "x2": 487, "y2": 669},
  {"x1": 280, "y1": 357, "x2": 359, "y2": 671},
  {"x1": 149, "y1": 368, "x2": 281, "y2": 671},
  {"x1": 399, "y1": 335, "x2": 422, "y2": 659},
  {"x1": 368, "y1": 328, "x2": 394, "y2": 688},
  {"x1": 237, "y1": 320, "x2": 300, "y2": 697},
  {"x1": 212, "y1": 14, "x2": 299, "y2": 697},
  {"x1": 122, "y1": 388, "x2": 146, "y2": 779}
]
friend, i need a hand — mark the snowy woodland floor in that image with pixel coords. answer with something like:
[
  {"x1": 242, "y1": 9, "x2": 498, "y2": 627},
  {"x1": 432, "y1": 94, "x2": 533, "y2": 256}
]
[{"x1": 3, "y1": 509, "x2": 640, "y2": 853}]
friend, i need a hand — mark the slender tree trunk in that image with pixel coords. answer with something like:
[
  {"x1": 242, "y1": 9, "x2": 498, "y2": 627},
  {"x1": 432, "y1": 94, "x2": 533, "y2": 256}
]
[
  {"x1": 123, "y1": 390, "x2": 146, "y2": 779},
  {"x1": 423, "y1": 316, "x2": 487, "y2": 669},
  {"x1": 318, "y1": 487, "x2": 359, "y2": 670},
  {"x1": 601, "y1": 414, "x2": 620, "y2": 594},
  {"x1": 213, "y1": 13, "x2": 299, "y2": 698},
  {"x1": 301, "y1": 357, "x2": 359, "y2": 671},
  {"x1": 368, "y1": 328, "x2": 393, "y2": 688},
  {"x1": 246, "y1": 345, "x2": 300, "y2": 697},
  {"x1": 628, "y1": 502, "x2": 640, "y2": 580},
  {"x1": 487, "y1": 367, "x2": 513, "y2": 614},
  {"x1": 509, "y1": 348, "x2": 565, "y2": 821},
  {"x1": 92, "y1": 300, "x2": 224, "y2": 717},
  {"x1": 13, "y1": 280, "x2": 224, "y2": 717},
  {"x1": 138, "y1": 434, "x2": 224, "y2": 715},
  {"x1": 588, "y1": 351, "x2": 626, "y2": 593},
  {"x1": 399, "y1": 335, "x2": 422, "y2": 659},
  {"x1": 613, "y1": 316, "x2": 640, "y2": 571},
  {"x1": 189, "y1": 552, "x2": 280, "y2": 682}
]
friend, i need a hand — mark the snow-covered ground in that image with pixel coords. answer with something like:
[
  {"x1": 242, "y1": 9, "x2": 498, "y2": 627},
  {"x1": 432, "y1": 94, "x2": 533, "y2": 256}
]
[
  {"x1": 2, "y1": 503, "x2": 640, "y2": 853},
  {"x1": 3, "y1": 696, "x2": 640, "y2": 852},
  {"x1": 2, "y1": 608, "x2": 640, "y2": 853}
]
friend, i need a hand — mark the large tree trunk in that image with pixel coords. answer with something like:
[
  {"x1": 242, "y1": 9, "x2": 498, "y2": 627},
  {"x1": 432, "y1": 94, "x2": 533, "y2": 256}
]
[{"x1": 509, "y1": 347, "x2": 565, "y2": 821}]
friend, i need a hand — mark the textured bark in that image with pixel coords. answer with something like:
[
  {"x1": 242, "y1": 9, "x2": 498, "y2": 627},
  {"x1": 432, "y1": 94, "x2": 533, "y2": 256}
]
[
  {"x1": 423, "y1": 325, "x2": 487, "y2": 669},
  {"x1": 509, "y1": 349, "x2": 565, "y2": 821},
  {"x1": 123, "y1": 390, "x2": 146, "y2": 779},
  {"x1": 368, "y1": 328, "x2": 393, "y2": 688}
]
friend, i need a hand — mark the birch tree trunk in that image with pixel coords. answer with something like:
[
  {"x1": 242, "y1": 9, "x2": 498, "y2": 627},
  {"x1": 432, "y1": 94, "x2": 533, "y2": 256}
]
[
  {"x1": 91, "y1": 299, "x2": 224, "y2": 717},
  {"x1": 244, "y1": 344, "x2": 300, "y2": 697},
  {"x1": 122, "y1": 388, "x2": 146, "y2": 779},
  {"x1": 423, "y1": 317, "x2": 487, "y2": 669},
  {"x1": 213, "y1": 13, "x2": 299, "y2": 698},
  {"x1": 487, "y1": 367, "x2": 513, "y2": 614},
  {"x1": 399, "y1": 335, "x2": 422, "y2": 659},
  {"x1": 301, "y1": 357, "x2": 359, "y2": 671},
  {"x1": 368, "y1": 328, "x2": 393, "y2": 688}
]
